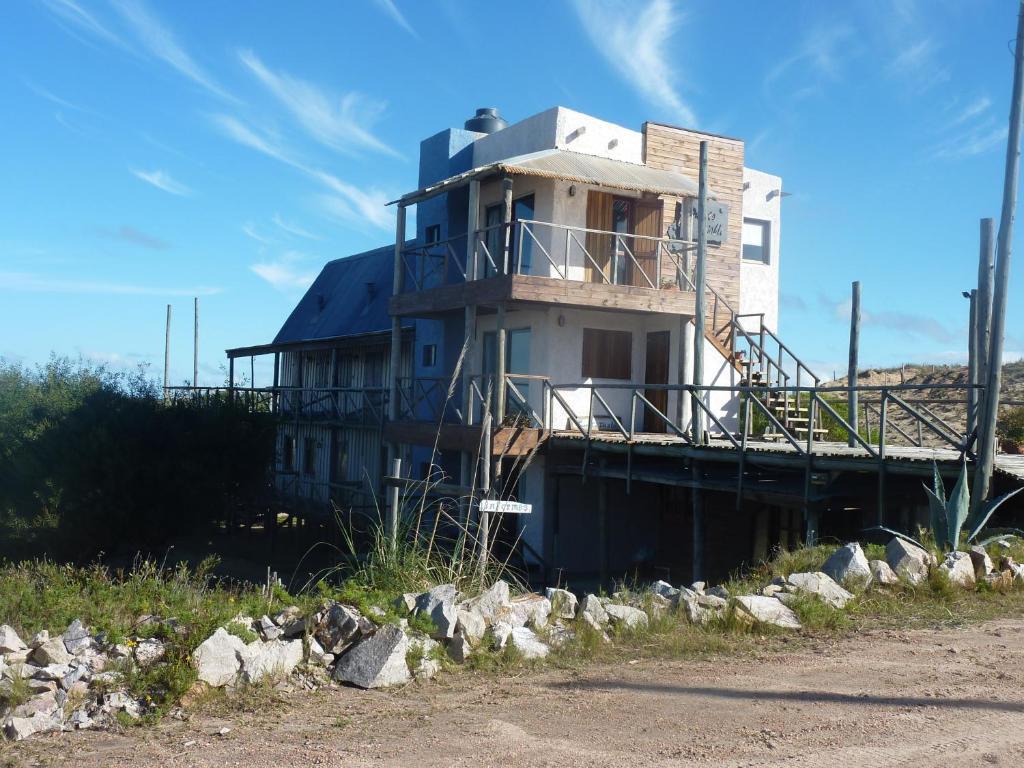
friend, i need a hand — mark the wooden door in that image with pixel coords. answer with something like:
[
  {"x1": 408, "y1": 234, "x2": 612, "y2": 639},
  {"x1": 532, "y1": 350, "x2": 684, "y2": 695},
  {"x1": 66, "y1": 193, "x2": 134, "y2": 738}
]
[
  {"x1": 631, "y1": 201, "x2": 663, "y2": 288},
  {"x1": 585, "y1": 191, "x2": 614, "y2": 283},
  {"x1": 643, "y1": 331, "x2": 670, "y2": 433}
]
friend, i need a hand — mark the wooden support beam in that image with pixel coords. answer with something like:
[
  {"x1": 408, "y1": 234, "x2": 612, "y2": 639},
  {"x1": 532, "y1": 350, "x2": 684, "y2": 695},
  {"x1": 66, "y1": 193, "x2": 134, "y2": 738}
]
[
  {"x1": 691, "y1": 461, "x2": 704, "y2": 582},
  {"x1": 501, "y1": 178, "x2": 514, "y2": 274},
  {"x1": 163, "y1": 303, "x2": 172, "y2": 401},
  {"x1": 467, "y1": 179, "x2": 481, "y2": 280},
  {"x1": 598, "y1": 458, "x2": 609, "y2": 589},
  {"x1": 496, "y1": 303, "x2": 507, "y2": 425},
  {"x1": 386, "y1": 205, "x2": 407, "y2": 478},
  {"x1": 691, "y1": 142, "x2": 709, "y2": 444},
  {"x1": 977, "y1": 218, "x2": 995, "y2": 424},
  {"x1": 967, "y1": 289, "x2": 979, "y2": 438},
  {"x1": 847, "y1": 281, "x2": 860, "y2": 448}
]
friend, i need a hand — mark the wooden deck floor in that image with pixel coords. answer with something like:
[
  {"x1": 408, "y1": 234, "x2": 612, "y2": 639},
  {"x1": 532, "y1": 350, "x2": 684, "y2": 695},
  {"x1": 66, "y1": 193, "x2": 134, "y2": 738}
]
[{"x1": 550, "y1": 430, "x2": 1024, "y2": 483}]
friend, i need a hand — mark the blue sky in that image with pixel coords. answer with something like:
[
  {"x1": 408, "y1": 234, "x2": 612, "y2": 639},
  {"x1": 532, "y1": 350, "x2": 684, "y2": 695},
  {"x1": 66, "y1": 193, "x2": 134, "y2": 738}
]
[{"x1": 1, "y1": 0, "x2": 1022, "y2": 385}]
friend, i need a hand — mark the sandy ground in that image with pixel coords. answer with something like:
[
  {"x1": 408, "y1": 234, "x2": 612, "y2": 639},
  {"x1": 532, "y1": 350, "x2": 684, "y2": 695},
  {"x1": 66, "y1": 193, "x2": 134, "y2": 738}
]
[{"x1": 5, "y1": 619, "x2": 1024, "y2": 767}]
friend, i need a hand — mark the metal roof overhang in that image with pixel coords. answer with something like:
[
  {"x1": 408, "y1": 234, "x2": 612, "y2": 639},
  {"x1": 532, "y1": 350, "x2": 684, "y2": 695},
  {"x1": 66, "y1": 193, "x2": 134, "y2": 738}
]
[
  {"x1": 225, "y1": 326, "x2": 412, "y2": 359},
  {"x1": 391, "y1": 148, "x2": 709, "y2": 206}
]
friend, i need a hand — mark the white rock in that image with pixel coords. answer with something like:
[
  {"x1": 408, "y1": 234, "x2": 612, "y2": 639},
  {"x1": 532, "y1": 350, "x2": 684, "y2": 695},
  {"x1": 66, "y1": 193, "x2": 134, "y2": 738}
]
[
  {"x1": 938, "y1": 551, "x2": 976, "y2": 589},
  {"x1": 509, "y1": 627, "x2": 549, "y2": 659},
  {"x1": 238, "y1": 639, "x2": 303, "y2": 684},
  {"x1": 577, "y1": 594, "x2": 608, "y2": 626},
  {"x1": 503, "y1": 594, "x2": 552, "y2": 629},
  {"x1": 29, "y1": 630, "x2": 49, "y2": 648},
  {"x1": 407, "y1": 633, "x2": 441, "y2": 679},
  {"x1": 491, "y1": 620, "x2": 514, "y2": 650},
  {"x1": 134, "y1": 638, "x2": 165, "y2": 667},
  {"x1": 604, "y1": 604, "x2": 649, "y2": 631},
  {"x1": 102, "y1": 691, "x2": 142, "y2": 719},
  {"x1": 545, "y1": 588, "x2": 578, "y2": 620},
  {"x1": 969, "y1": 545, "x2": 994, "y2": 578},
  {"x1": 258, "y1": 615, "x2": 283, "y2": 641},
  {"x1": 821, "y1": 543, "x2": 873, "y2": 587},
  {"x1": 4, "y1": 712, "x2": 61, "y2": 741},
  {"x1": 32, "y1": 638, "x2": 72, "y2": 667},
  {"x1": 785, "y1": 572, "x2": 854, "y2": 609},
  {"x1": 333, "y1": 624, "x2": 411, "y2": 689},
  {"x1": 447, "y1": 632, "x2": 472, "y2": 664},
  {"x1": 68, "y1": 709, "x2": 94, "y2": 730},
  {"x1": 733, "y1": 596, "x2": 802, "y2": 630},
  {"x1": 690, "y1": 581, "x2": 706, "y2": 594},
  {"x1": 415, "y1": 584, "x2": 458, "y2": 640},
  {"x1": 706, "y1": 585, "x2": 730, "y2": 600},
  {"x1": 316, "y1": 604, "x2": 374, "y2": 655},
  {"x1": 868, "y1": 559, "x2": 900, "y2": 586},
  {"x1": 0, "y1": 625, "x2": 27, "y2": 655},
  {"x1": 886, "y1": 538, "x2": 932, "y2": 586},
  {"x1": 193, "y1": 628, "x2": 247, "y2": 688},
  {"x1": 696, "y1": 593, "x2": 728, "y2": 610},
  {"x1": 308, "y1": 637, "x2": 332, "y2": 666},
  {"x1": 455, "y1": 607, "x2": 487, "y2": 646},
  {"x1": 460, "y1": 580, "x2": 512, "y2": 624},
  {"x1": 650, "y1": 580, "x2": 680, "y2": 599}
]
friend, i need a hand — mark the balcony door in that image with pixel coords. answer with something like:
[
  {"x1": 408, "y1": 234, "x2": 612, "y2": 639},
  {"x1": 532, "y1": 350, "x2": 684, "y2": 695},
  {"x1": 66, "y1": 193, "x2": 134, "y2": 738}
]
[
  {"x1": 643, "y1": 331, "x2": 670, "y2": 433},
  {"x1": 483, "y1": 194, "x2": 535, "y2": 277},
  {"x1": 585, "y1": 192, "x2": 662, "y2": 287},
  {"x1": 482, "y1": 327, "x2": 532, "y2": 421},
  {"x1": 631, "y1": 201, "x2": 662, "y2": 288}
]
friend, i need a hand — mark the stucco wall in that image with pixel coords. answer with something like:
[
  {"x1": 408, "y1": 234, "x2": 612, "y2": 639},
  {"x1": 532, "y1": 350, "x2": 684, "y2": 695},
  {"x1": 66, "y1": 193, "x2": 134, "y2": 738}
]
[{"x1": 739, "y1": 167, "x2": 782, "y2": 334}]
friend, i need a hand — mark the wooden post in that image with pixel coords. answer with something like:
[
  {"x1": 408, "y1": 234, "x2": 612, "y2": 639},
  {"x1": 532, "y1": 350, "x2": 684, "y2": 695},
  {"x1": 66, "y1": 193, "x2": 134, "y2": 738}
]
[
  {"x1": 975, "y1": 1, "x2": 1024, "y2": 510},
  {"x1": 977, "y1": 218, "x2": 995, "y2": 425},
  {"x1": 386, "y1": 204, "x2": 407, "y2": 482},
  {"x1": 676, "y1": 315, "x2": 689, "y2": 431},
  {"x1": 598, "y1": 458, "x2": 609, "y2": 589},
  {"x1": 460, "y1": 303, "x2": 477, "y2": 525},
  {"x1": 467, "y1": 179, "x2": 481, "y2": 280},
  {"x1": 691, "y1": 141, "x2": 709, "y2": 444},
  {"x1": 228, "y1": 356, "x2": 235, "y2": 405},
  {"x1": 193, "y1": 297, "x2": 199, "y2": 388},
  {"x1": 479, "y1": 413, "x2": 492, "y2": 579},
  {"x1": 163, "y1": 304, "x2": 172, "y2": 401},
  {"x1": 691, "y1": 462, "x2": 704, "y2": 582},
  {"x1": 272, "y1": 352, "x2": 280, "y2": 412},
  {"x1": 967, "y1": 289, "x2": 979, "y2": 438},
  {"x1": 496, "y1": 303, "x2": 507, "y2": 425},
  {"x1": 848, "y1": 281, "x2": 860, "y2": 447},
  {"x1": 387, "y1": 457, "x2": 401, "y2": 552},
  {"x1": 501, "y1": 178, "x2": 514, "y2": 275}
]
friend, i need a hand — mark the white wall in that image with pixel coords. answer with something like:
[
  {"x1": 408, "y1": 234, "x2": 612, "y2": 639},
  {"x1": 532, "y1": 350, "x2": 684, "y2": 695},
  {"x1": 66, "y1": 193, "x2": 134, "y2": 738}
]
[{"x1": 739, "y1": 167, "x2": 782, "y2": 334}]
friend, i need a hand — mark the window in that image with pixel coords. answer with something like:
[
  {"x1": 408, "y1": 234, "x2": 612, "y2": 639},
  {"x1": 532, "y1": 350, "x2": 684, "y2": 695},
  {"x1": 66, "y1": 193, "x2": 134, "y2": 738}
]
[
  {"x1": 425, "y1": 224, "x2": 441, "y2": 244},
  {"x1": 742, "y1": 218, "x2": 770, "y2": 264},
  {"x1": 303, "y1": 437, "x2": 316, "y2": 477},
  {"x1": 582, "y1": 328, "x2": 632, "y2": 380},
  {"x1": 421, "y1": 343, "x2": 437, "y2": 367},
  {"x1": 282, "y1": 435, "x2": 296, "y2": 472}
]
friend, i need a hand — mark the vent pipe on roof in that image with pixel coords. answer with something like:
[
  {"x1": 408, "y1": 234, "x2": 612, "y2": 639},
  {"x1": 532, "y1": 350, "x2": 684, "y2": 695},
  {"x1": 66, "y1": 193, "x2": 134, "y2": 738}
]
[{"x1": 464, "y1": 107, "x2": 507, "y2": 134}]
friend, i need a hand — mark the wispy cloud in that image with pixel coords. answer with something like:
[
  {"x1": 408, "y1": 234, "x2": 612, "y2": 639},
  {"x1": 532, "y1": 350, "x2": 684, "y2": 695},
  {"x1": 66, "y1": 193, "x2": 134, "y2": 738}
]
[
  {"x1": 238, "y1": 50, "x2": 399, "y2": 158},
  {"x1": 817, "y1": 293, "x2": 957, "y2": 344},
  {"x1": 98, "y1": 225, "x2": 170, "y2": 250},
  {"x1": 572, "y1": 0, "x2": 696, "y2": 126},
  {"x1": 250, "y1": 251, "x2": 318, "y2": 292},
  {"x1": 0, "y1": 271, "x2": 219, "y2": 296},
  {"x1": 272, "y1": 213, "x2": 321, "y2": 241},
  {"x1": 950, "y1": 96, "x2": 992, "y2": 127},
  {"x1": 887, "y1": 38, "x2": 949, "y2": 90},
  {"x1": 109, "y1": 0, "x2": 234, "y2": 100},
  {"x1": 371, "y1": 0, "x2": 418, "y2": 37},
  {"x1": 765, "y1": 23, "x2": 854, "y2": 102},
  {"x1": 130, "y1": 168, "x2": 191, "y2": 196},
  {"x1": 38, "y1": 0, "x2": 127, "y2": 48},
  {"x1": 780, "y1": 292, "x2": 808, "y2": 312},
  {"x1": 242, "y1": 222, "x2": 273, "y2": 245},
  {"x1": 927, "y1": 96, "x2": 1007, "y2": 161},
  {"x1": 211, "y1": 113, "x2": 394, "y2": 230}
]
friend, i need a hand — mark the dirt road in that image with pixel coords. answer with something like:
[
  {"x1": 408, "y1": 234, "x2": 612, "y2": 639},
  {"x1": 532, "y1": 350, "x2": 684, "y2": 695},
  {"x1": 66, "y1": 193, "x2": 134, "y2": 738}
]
[{"x1": 6, "y1": 619, "x2": 1024, "y2": 767}]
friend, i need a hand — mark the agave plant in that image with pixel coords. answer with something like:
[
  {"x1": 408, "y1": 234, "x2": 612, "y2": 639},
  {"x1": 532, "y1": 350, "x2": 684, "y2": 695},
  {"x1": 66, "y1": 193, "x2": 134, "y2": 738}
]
[{"x1": 869, "y1": 460, "x2": 1022, "y2": 552}]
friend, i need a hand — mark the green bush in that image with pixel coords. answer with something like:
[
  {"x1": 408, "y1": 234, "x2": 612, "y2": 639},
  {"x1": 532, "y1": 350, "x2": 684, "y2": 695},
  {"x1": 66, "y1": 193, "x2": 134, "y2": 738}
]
[{"x1": 998, "y1": 405, "x2": 1024, "y2": 443}]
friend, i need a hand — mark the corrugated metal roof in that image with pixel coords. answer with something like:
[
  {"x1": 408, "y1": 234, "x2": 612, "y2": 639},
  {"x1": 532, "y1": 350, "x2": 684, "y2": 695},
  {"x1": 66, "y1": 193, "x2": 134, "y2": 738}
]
[
  {"x1": 273, "y1": 243, "x2": 410, "y2": 346},
  {"x1": 394, "y1": 148, "x2": 705, "y2": 205}
]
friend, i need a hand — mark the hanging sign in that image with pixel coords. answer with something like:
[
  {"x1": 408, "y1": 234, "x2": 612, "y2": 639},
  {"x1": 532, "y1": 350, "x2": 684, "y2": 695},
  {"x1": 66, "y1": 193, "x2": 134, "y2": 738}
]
[
  {"x1": 685, "y1": 200, "x2": 729, "y2": 245},
  {"x1": 479, "y1": 499, "x2": 532, "y2": 514}
]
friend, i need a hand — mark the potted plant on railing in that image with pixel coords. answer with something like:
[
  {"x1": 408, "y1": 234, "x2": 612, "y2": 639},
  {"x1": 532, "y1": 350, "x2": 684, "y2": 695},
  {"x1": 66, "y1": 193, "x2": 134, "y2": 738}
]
[{"x1": 998, "y1": 405, "x2": 1024, "y2": 454}]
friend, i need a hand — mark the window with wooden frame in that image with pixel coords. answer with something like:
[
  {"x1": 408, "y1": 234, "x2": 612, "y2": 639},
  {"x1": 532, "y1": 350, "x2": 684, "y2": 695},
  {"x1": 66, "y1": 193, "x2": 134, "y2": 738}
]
[{"x1": 581, "y1": 328, "x2": 632, "y2": 380}]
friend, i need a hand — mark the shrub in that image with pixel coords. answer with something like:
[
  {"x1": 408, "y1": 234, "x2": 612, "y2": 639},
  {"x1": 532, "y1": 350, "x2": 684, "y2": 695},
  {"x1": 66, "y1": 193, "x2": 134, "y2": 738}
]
[{"x1": 998, "y1": 405, "x2": 1024, "y2": 443}]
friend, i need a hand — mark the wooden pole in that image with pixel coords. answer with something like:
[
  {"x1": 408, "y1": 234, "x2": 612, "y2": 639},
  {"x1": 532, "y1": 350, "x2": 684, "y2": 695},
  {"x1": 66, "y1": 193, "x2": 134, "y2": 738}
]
[
  {"x1": 496, "y1": 303, "x2": 507, "y2": 425},
  {"x1": 598, "y1": 458, "x2": 609, "y2": 589},
  {"x1": 163, "y1": 303, "x2": 172, "y2": 401},
  {"x1": 967, "y1": 289, "x2": 979, "y2": 438},
  {"x1": 848, "y1": 281, "x2": 860, "y2": 447},
  {"x1": 193, "y1": 297, "x2": 199, "y2": 388},
  {"x1": 467, "y1": 179, "x2": 481, "y2": 280},
  {"x1": 675, "y1": 314, "x2": 689, "y2": 430},
  {"x1": 975, "y1": 0, "x2": 1024, "y2": 509},
  {"x1": 501, "y1": 178, "x2": 514, "y2": 275},
  {"x1": 691, "y1": 462, "x2": 704, "y2": 582},
  {"x1": 386, "y1": 204, "x2": 407, "y2": 484},
  {"x1": 387, "y1": 457, "x2": 401, "y2": 553},
  {"x1": 976, "y1": 218, "x2": 995, "y2": 431},
  {"x1": 479, "y1": 412, "x2": 492, "y2": 579},
  {"x1": 691, "y1": 141, "x2": 709, "y2": 444}
]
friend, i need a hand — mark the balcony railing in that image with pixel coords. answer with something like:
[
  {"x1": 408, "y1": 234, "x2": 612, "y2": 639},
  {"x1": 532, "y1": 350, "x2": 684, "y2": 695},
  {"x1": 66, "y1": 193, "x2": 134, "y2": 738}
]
[{"x1": 399, "y1": 219, "x2": 697, "y2": 293}]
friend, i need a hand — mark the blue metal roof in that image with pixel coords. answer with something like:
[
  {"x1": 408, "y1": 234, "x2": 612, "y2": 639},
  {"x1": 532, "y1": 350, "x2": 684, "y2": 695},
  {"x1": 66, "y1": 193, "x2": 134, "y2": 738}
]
[{"x1": 273, "y1": 243, "x2": 410, "y2": 345}]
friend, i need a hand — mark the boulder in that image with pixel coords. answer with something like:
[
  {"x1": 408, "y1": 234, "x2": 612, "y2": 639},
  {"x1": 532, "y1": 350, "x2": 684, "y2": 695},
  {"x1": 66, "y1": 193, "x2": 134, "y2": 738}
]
[
  {"x1": 985, "y1": 570, "x2": 1014, "y2": 591},
  {"x1": 460, "y1": 580, "x2": 512, "y2": 624},
  {"x1": 938, "y1": 551, "x2": 976, "y2": 589},
  {"x1": 690, "y1": 581, "x2": 706, "y2": 594},
  {"x1": 577, "y1": 594, "x2": 608, "y2": 626},
  {"x1": 258, "y1": 615, "x2": 283, "y2": 641},
  {"x1": 455, "y1": 607, "x2": 487, "y2": 646},
  {"x1": 61, "y1": 619, "x2": 92, "y2": 655},
  {"x1": 308, "y1": 637, "x2": 333, "y2": 667},
  {"x1": 886, "y1": 538, "x2": 931, "y2": 585},
  {"x1": 705, "y1": 585, "x2": 730, "y2": 600},
  {"x1": 447, "y1": 632, "x2": 472, "y2": 664},
  {"x1": 491, "y1": 621, "x2": 514, "y2": 650},
  {"x1": 969, "y1": 545, "x2": 994, "y2": 579},
  {"x1": 31, "y1": 638, "x2": 72, "y2": 667},
  {"x1": 0, "y1": 625, "x2": 27, "y2": 655},
  {"x1": 547, "y1": 624, "x2": 575, "y2": 648},
  {"x1": 650, "y1": 580, "x2": 680, "y2": 599},
  {"x1": 503, "y1": 594, "x2": 552, "y2": 629},
  {"x1": 821, "y1": 542, "x2": 873, "y2": 587},
  {"x1": 508, "y1": 627, "x2": 549, "y2": 660},
  {"x1": 604, "y1": 604, "x2": 648, "y2": 631},
  {"x1": 316, "y1": 604, "x2": 374, "y2": 655},
  {"x1": 134, "y1": 638, "x2": 165, "y2": 667},
  {"x1": 333, "y1": 624, "x2": 411, "y2": 689},
  {"x1": 193, "y1": 628, "x2": 247, "y2": 688},
  {"x1": 785, "y1": 572, "x2": 854, "y2": 609},
  {"x1": 696, "y1": 593, "x2": 728, "y2": 610},
  {"x1": 761, "y1": 584, "x2": 784, "y2": 597},
  {"x1": 395, "y1": 593, "x2": 418, "y2": 613},
  {"x1": 407, "y1": 633, "x2": 441, "y2": 679},
  {"x1": 238, "y1": 639, "x2": 303, "y2": 684},
  {"x1": 545, "y1": 588, "x2": 578, "y2": 620},
  {"x1": 4, "y1": 712, "x2": 61, "y2": 741},
  {"x1": 271, "y1": 606, "x2": 306, "y2": 638},
  {"x1": 869, "y1": 559, "x2": 899, "y2": 586},
  {"x1": 733, "y1": 596, "x2": 802, "y2": 630},
  {"x1": 415, "y1": 584, "x2": 458, "y2": 639}
]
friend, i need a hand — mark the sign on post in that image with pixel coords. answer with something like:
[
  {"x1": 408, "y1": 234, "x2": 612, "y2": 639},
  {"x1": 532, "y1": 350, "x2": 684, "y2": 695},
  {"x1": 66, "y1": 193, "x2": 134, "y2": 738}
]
[
  {"x1": 479, "y1": 499, "x2": 532, "y2": 515},
  {"x1": 685, "y1": 199, "x2": 729, "y2": 245}
]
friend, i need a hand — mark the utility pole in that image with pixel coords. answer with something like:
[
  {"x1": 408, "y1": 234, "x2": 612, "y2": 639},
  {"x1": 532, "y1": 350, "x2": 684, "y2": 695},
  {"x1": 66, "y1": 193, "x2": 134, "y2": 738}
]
[
  {"x1": 847, "y1": 281, "x2": 860, "y2": 447},
  {"x1": 974, "y1": 0, "x2": 1024, "y2": 510},
  {"x1": 163, "y1": 304, "x2": 172, "y2": 401},
  {"x1": 193, "y1": 297, "x2": 199, "y2": 388},
  {"x1": 976, "y1": 218, "x2": 995, "y2": 431},
  {"x1": 691, "y1": 141, "x2": 709, "y2": 444}
]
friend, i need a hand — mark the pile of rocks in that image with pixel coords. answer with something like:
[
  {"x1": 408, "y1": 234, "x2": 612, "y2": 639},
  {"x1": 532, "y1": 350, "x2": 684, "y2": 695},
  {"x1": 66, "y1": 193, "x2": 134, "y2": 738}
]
[{"x1": 0, "y1": 619, "x2": 164, "y2": 741}]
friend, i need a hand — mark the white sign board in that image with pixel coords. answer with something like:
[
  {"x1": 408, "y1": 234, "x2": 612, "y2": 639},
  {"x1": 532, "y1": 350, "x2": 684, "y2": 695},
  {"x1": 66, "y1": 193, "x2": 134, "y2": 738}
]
[
  {"x1": 685, "y1": 200, "x2": 729, "y2": 245},
  {"x1": 479, "y1": 499, "x2": 532, "y2": 515}
]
